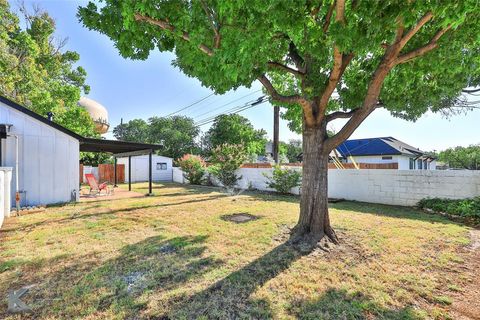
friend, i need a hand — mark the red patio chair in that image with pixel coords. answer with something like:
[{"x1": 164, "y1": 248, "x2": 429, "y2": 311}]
[{"x1": 85, "y1": 173, "x2": 110, "y2": 195}]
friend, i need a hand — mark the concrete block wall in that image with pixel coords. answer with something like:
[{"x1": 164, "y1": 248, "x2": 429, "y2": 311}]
[{"x1": 173, "y1": 167, "x2": 480, "y2": 206}]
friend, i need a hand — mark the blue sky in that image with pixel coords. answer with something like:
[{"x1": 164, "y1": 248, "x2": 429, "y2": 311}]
[{"x1": 13, "y1": 0, "x2": 480, "y2": 151}]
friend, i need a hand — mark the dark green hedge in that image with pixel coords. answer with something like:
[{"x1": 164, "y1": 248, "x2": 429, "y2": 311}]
[{"x1": 418, "y1": 197, "x2": 480, "y2": 223}]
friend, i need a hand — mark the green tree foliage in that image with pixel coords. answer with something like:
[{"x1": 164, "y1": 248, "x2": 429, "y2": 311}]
[
  {"x1": 176, "y1": 154, "x2": 206, "y2": 185},
  {"x1": 1, "y1": 1, "x2": 95, "y2": 137},
  {"x1": 149, "y1": 116, "x2": 200, "y2": 159},
  {"x1": 208, "y1": 144, "x2": 247, "y2": 190},
  {"x1": 203, "y1": 114, "x2": 267, "y2": 156},
  {"x1": 265, "y1": 166, "x2": 302, "y2": 194},
  {"x1": 113, "y1": 119, "x2": 150, "y2": 143},
  {"x1": 80, "y1": 152, "x2": 112, "y2": 166},
  {"x1": 285, "y1": 139, "x2": 302, "y2": 163},
  {"x1": 79, "y1": 0, "x2": 480, "y2": 243},
  {"x1": 438, "y1": 144, "x2": 480, "y2": 170},
  {"x1": 112, "y1": 116, "x2": 200, "y2": 159}
]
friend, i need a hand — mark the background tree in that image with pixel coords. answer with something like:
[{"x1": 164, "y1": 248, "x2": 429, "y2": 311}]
[
  {"x1": 112, "y1": 116, "x2": 200, "y2": 159},
  {"x1": 149, "y1": 115, "x2": 200, "y2": 159},
  {"x1": 113, "y1": 118, "x2": 150, "y2": 142},
  {"x1": 208, "y1": 143, "x2": 248, "y2": 191},
  {"x1": 0, "y1": 1, "x2": 95, "y2": 137},
  {"x1": 285, "y1": 139, "x2": 303, "y2": 163},
  {"x1": 80, "y1": 1, "x2": 480, "y2": 245},
  {"x1": 439, "y1": 145, "x2": 480, "y2": 170},
  {"x1": 202, "y1": 114, "x2": 267, "y2": 156}
]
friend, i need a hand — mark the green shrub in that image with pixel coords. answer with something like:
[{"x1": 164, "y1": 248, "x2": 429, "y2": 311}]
[
  {"x1": 265, "y1": 165, "x2": 301, "y2": 194},
  {"x1": 418, "y1": 197, "x2": 480, "y2": 222},
  {"x1": 208, "y1": 144, "x2": 247, "y2": 190},
  {"x1": 176, "y1": 154, "x2": 206, "y2": 185}
]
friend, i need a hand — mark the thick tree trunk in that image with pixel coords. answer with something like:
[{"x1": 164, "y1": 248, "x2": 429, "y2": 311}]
[{"x1": 292, "y1": 124, "x2": 338, "y2": 245}]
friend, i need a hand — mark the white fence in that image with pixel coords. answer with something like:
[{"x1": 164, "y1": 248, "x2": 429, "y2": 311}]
[
  {"x1": 0, "y1": 167, "x2": 12, "y2": 228},
  {"x1": 172, "y1": 167, "x2": 480, "y2": 206}
]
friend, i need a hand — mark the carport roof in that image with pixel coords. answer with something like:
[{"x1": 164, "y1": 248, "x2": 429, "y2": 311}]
[{"x1": 80, "y1": 138, "x2": 162, "y2": 155}]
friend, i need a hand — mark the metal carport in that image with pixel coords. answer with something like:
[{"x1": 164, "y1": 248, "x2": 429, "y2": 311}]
[{"x1": 80, "y1": 138, "x2": 163, "y2": 195}]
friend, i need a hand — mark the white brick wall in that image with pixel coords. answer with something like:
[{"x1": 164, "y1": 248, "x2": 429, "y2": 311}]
[{"x1": 173, "y1": 167, "x2": 480, "y2": 206}]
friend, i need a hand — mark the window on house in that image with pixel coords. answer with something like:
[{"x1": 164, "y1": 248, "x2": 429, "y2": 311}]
[
  {"x1": 157, "y1": 162, "x2": 167, "y2": 170},
  {"x1": 382, "y1": 156, "x2": 393, "y2": 160},
  {"x1": 424, "y1": 160, "x2": 428, "y2": 170},
  {"x1": 417, "y1": 159, "x2": 423, "y2": 170},
  {"x1": 409, "y1": 158, "x2": 415, "y2": 170}
]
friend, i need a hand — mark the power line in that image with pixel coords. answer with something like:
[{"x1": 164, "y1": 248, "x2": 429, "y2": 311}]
[
  {"x1": 194, "y1": 97, "x2": 263, "y2": 125},
  {"x1": 191, "y1": 89, "x2": 262, "y2": 120},
  {"x1": 195, "y1": 96, "x2": 268, "y2": 127},
  {"x1": 165, "y1": 92, "x2": 215, "y2": 117},
  {"x1": 194, "y1": 96, "x2": 264, "y2": 124}
]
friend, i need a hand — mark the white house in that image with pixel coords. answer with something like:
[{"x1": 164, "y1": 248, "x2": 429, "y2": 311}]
[
  {"x1": 337, "y1": 137, "x2": 436, "y2": 170},
  {"x1": 0, "y1": 96, "x2": 163, "y2": 211},
  {"x1": 117, "y1": 154, "x2": 173, "y2": 183},
  {"x1": 0, "y1": 96, "x2": 81, "y2": 207}
]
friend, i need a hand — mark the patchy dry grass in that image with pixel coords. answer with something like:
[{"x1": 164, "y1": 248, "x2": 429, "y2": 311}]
[{"x1": 0, "y1": 182, "x2": 477, "y2": 319}]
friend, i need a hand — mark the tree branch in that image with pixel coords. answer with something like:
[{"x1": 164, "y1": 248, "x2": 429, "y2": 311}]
[
  {"x1": 288, "y1": 42, "x2": 305, "y2": 72},
  {"x1": 395, "y1": 25, "x2": 451, "y2": 65},
  {"x1": 322, "y1": 2, "x2": 335, "y2": 32},
  {"x1": 316, "y1": 51, "x2": 354, "y2": 118},
  {"x1": 199, "y1": 0, "x2": 221, "y2": 48},
  {"x1": 267, "y1": 61, "x2": 304, "y2": 77},
  {"x1": 315, "y1": 1, "x2": 351, "y2": 120},
  {"x1": 258, "y1": 74, "x2": 314, "y2": 124},
  {"x1": 399, "y1": 12, "x2": 433, "y2": 48},
  {"x1": 134, "y1": 13, "x2": 214, "y2": 56},
  {"x1": 326, "y1": 109, "x2": 357, "y2": 122}
]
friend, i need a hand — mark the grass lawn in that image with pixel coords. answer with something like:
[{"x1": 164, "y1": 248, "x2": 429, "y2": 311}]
[{"x1": 0, "y1": 182, "x2": 478, "y2": 319}]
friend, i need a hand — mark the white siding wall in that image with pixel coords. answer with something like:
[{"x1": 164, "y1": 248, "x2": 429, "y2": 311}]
[
  {"x1": 0, "y1": 101, "x2": 80, "y2": 206},
  {"x1": 118, "y1": 155, "x2": 173, "y2": 182},
  {"x1": 173, "y1": 167, "x2": 480, "y2": 206},
  {"x1": 346, "y1": 155, "x2": 436, "y2": 170}
]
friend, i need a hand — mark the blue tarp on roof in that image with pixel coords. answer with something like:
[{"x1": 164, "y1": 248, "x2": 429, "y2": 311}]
[{"x1": 337, "y1": 137, "x2": 402, "y2": 157}]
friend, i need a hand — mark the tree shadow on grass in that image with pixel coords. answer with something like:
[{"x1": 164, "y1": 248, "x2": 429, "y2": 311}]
[
  {"x1": 289, "y1": 288, "x2": 425, "y2": 320},
  {"x1": 9, "y1": 235, "x2": 223, "y2": 319},
  {"x1": 168, "y1": 242, "x2": 308, "y2": 319},
  {"x1": 330, "y1": 201, "x2": 462, "y2": 226},
  {"x1": 2, "y1": 194, "x2": 226, "y2": 234}
]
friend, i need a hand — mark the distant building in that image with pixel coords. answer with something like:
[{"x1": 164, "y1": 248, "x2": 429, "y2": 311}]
[{"x1": 337, "y1": 137, "x2": 436, "y2": 170}]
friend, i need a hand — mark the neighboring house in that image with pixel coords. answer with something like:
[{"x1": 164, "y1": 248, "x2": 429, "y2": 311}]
[
  {"x1": 336, "y1": 137, "x2": 436, "y2": 170},
  {"x1": 0, "y1": 95, "x2": 161, "y2": 208},
  {"x1": 117, "y1": 155, "x2": 173, "y2": 183}
]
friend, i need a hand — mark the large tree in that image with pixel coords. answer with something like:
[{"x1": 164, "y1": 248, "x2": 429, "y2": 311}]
[
  {"x1": 112, "y1": 116, "x2": 200, "y2": 159},
  {"x1": 79, "y1": 1, "x2": 480, "y2": 245},
  {"x1": 0, "y1": 1, "x2": 95, "y2": 137},
  {"x1": 202, "y1": 114, "x2": 267, "y2": 156},
  {"x1": 439, "y1": 144, "x2": 480, "y2": 170},
  {"x1": 149, "y1": 115, "x2": 200, "y2": 159},
  {"x1": 113, "y1": 118, "x2": 150, "y2": 143}
]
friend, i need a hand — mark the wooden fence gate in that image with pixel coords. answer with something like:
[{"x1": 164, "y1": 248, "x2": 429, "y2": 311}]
[{"x1": 98, "y1": 164, "x2": 125, "y2": 183}]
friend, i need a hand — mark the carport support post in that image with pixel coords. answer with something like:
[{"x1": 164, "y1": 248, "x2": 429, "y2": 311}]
[
  {"x1": 113, "y1": 157, "x2": 117, "y2": 187},
  {"x1": 128, "y1": 155, "x2": 131, "y2": 191},
  {"x1": 148, "y1": 150, "x2": 153, "y2": 195}
]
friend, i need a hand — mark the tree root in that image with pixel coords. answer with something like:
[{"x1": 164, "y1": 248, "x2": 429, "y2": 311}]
[{"x1": 288, "y1": 226, "x2": 339, "y2": 253}]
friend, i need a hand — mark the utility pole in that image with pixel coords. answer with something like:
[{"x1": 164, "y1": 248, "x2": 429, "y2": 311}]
[{"x1": 273, "y1": 105, "x2": 279, "y2": 164}]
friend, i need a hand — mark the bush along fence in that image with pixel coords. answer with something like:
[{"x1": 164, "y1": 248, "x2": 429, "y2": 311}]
[
  {"x1": 173, "y1": 167, "x2": 480, "y2": 207},
  {"x1": 418, "y1": 197, "x2": 480, "y2": 225}
]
